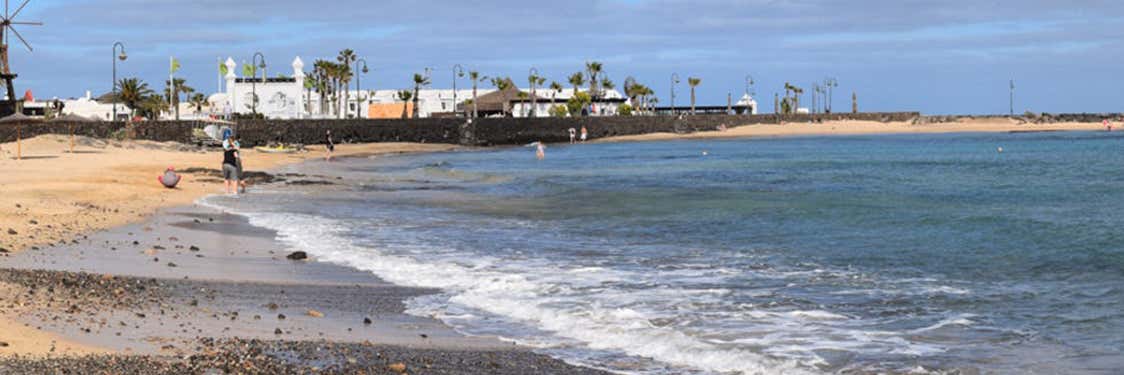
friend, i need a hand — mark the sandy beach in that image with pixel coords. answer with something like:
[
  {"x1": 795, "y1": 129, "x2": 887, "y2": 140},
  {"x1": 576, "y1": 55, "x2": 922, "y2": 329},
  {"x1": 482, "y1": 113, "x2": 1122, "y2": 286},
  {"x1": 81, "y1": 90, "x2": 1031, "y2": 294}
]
[
  {"x1": 0, "y1": 135, "x2": 456, "y2": 357},
  {"x1": 0, "y1": 117, "x2": 1115, "y2": 372},
  {"x1": 600, "y1": 117, "x2": 1113, "y2": 143}
]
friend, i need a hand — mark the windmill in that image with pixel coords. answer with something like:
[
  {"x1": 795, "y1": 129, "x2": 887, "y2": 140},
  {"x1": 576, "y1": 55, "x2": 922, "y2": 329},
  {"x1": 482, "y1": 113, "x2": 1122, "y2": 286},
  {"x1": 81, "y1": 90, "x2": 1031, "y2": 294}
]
[{"x1": 0, "y1": 0, "x2": 42, "y2": 116}]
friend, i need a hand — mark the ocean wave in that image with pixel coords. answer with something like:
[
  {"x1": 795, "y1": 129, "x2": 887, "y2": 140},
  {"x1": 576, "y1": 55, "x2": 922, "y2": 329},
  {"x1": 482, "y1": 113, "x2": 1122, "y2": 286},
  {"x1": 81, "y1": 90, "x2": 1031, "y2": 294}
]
[{"x1": 221, "y1": 209, "x2": 812, "y2": 374}]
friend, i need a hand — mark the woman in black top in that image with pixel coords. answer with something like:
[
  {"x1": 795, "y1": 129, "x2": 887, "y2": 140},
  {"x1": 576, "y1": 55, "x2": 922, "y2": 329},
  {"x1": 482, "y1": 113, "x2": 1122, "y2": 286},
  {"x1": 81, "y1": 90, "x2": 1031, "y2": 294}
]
[
  {"x1": 325, "y1": 130, "x2": 335, "y2": 161},
  {"x1": 222, "y1": 137, "x2": 240, "y2": 194}
]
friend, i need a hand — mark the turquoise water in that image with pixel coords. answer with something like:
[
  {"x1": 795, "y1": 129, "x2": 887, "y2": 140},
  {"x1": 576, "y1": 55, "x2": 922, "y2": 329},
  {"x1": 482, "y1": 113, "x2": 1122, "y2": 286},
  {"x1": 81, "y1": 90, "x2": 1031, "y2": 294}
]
[{"x1": 207, "y1": 132, "x2": 1124, "y2": 374}]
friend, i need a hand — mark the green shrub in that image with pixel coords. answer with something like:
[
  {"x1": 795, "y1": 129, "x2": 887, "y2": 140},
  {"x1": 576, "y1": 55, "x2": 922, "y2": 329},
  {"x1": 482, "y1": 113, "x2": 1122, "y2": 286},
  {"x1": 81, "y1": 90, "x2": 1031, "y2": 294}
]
[
  {"x1": 617, "y1": 103, "x2": 633, "y2": 116},
  {"x1": 549, "y1": 105, "x2": 569, "y2": 118}
]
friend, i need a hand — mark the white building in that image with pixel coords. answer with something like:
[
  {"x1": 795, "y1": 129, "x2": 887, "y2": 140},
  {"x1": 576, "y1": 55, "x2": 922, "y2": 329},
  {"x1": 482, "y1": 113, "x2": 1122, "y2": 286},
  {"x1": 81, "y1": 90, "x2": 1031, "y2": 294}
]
[
  {"x1": 509, "y1": 88, "x2": 628, "y2": 118},
  {"x1": 222, "y1": 57, "x2": 306, "y2": 119},
  {"x1": 736, "y1": 94, "x2": 759, "y2": 115},
  {"x1": 52, "y1": 91, "x2": 129, "y2": 121}
]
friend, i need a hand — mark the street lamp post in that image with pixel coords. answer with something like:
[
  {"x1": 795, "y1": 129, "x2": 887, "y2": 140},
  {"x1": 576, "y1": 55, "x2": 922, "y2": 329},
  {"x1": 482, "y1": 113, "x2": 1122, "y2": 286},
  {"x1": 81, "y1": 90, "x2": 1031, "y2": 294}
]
[
  {"x1": 744, "y1": 75, "x2": 754, "y2": 114},
  {"x1": 670, "y1": 73, "x2": 680, "y2": 115},
  {"x1": 452, "y1": 64, "x2": 463, "y2": 117},
  {"x1": 355, "y1": 58, "x2": 368, "y2": 119},
  {"x1": 1009, "y1": 80, "x2": 1015, "y2": 116},
  {"x1": 112, "y1": 42, "x2": 127, "y2": 121},
  {"x1": 823, "y1": 77, "x2": 838, "y2": 113},
  {"x1": 251, "y1": 52, "x2": 266, "y2": 116}
]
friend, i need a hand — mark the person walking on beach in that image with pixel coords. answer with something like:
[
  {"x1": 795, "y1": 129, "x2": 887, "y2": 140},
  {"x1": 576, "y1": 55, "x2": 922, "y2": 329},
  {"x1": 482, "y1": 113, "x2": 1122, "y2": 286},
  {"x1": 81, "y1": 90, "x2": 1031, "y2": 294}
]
[
  {"x1": 223, "y1": 136, "x2": 248, "y2": 193},
  {"x1": 222, "y1": 136, "x2": 241, "y2": 195},
  {"x1": 580, "y1": 126, "x2": 588, "y2": 143},
  {"x1": 568, "y1": 128, "x2": 577, "y2": 144},
  {"x1": 325, "y1": 129, "x2": 335, "y2": 161}
]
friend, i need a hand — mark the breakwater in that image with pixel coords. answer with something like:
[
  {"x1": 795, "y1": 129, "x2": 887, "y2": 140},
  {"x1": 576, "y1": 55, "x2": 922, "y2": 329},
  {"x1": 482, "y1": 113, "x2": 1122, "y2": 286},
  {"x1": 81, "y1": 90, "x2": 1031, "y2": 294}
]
[{"x1": 4, "y1": 112, "x2": 923, "y2": 146}]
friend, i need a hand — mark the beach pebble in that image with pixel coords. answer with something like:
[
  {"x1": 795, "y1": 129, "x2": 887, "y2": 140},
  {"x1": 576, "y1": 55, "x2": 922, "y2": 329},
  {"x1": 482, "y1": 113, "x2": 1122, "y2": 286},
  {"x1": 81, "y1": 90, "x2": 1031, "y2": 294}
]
[
  {"x1": 307, "y1": 310, "x2": 324, "y2": 318},
  {"x1": 286, "y1": 251, "x2": 308, "y2": 261},
  {"x1": 7, "y1": 229, "x2": 17, "y2": 235},
  {"x1": 189, "y1": 246, "x2": 200, "y2": 251},
  {"x1": 274, "y1": 328, "x2": 283, "y2": 335},
  {"x1": 388, "y1": 363, "x2": 407, "y2": 373},
  {"x1": 363, "y1": 317, "x2": 372, "y2": 325},
  {"x1": 278, "y1": 314, "x2": 286, "y2": 320},
  {"x1": 0, "y1": 341, "x2": 8, "y2": 347}
]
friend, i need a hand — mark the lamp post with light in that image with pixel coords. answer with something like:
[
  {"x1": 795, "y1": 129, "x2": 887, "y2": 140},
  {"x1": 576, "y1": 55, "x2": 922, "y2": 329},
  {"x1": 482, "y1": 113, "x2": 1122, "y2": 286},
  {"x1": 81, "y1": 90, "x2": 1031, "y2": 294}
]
[
  {"x1": 354, "y1": 58, "x2": 368, "y2": 118},
  {"x1": 111, "y1": 42, "x2": 127, "y2": 121},
  {"x1": 251, "y1": 52, "x2": 266, "y2": 116}
]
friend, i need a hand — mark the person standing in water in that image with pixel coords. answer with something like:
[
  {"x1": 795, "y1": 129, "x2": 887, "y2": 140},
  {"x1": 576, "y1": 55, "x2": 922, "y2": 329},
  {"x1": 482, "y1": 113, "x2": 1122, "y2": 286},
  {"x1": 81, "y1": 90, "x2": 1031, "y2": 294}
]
[
  {"x1": 568, "y1": 128, "x2": 577, "y2": 144},
  {"x1": 222, "y1": 137, "x2": 241, "y2": 195},
  {"x1": 535, "y1": 141, "x2": 546, "y2": 160},
  {"x1": 580, "y1": 126, "x2": 588, "y2": 142},
  {"x1": 325, "y1": 129, "x2": 336, "y2": 161},
  {"x1": 233, "y1": 138, "x2": 247, "y2": 193}
]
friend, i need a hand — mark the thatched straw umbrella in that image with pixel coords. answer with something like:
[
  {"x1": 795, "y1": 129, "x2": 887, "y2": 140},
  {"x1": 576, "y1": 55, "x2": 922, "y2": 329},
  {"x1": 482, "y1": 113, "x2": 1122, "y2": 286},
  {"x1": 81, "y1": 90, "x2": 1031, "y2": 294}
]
[
  {"x1": 0, "y1": 112, "x2": 42, "y2": 160},
  {"x1": 49, "y1": 113, "x2": 95, "y2": 153}
]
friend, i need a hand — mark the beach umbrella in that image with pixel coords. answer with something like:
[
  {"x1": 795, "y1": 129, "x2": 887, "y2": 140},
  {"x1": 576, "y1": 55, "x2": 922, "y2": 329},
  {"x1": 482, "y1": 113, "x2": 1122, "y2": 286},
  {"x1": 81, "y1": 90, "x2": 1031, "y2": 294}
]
[
  {"x1": 0, "y1": 112, "x2": 42, "y2": 160},
  {"x1": 49, "y1": 114, "x2": 94, "y2": 153}
]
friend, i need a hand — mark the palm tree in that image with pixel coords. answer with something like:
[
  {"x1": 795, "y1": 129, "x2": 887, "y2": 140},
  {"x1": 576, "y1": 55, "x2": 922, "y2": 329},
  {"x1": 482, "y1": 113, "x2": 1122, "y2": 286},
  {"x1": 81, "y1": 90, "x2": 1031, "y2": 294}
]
[
  {"x1": 549, "y1": 81, "x2": 563, "y2": 106},
  {"x1": 411, "y1": 72, "x2": 431, "y2": 118},
  {"x1": 165, "y1": 78, "x2": 193, "y2": 120},
  {"x1": 337, "y1": 49, "x2": 357, "y2": 118},
  {"x1": 568, "y1": 72, "x2": 585, "y2": 96},
  {"x1": 468, "y1": 71, "x2": 487, "y2": 118},
  {"x1": 687, "y1": 77, "x2": 701, "y2": 115},
  {"x1": 312, "y1": 60, "x2": 330, "y2": 115},
  {"x1": 527, "y1": 74, "x2": 546, "y2": 117},
  {"x1": 585, "y1": 61, "x2": 603, "y2": 98},
  {"x1": 303, "y1": 74, "x2": 315, "y2": 115},
  {"x1": 139, "y1": 94, "x2": 168, "y2": 120},
  {"x1": 396, "y1": 90, "x2": 413, "y2": 119},
  {"x1": 601, "y1": 78, "x2": 615, "y2": 92},
  {"x1": 117, "y1": 78, "x2": 153, "y2": 118},
  {"x1": 189, "y1": 93, "x2": 207, "y2": 114}
]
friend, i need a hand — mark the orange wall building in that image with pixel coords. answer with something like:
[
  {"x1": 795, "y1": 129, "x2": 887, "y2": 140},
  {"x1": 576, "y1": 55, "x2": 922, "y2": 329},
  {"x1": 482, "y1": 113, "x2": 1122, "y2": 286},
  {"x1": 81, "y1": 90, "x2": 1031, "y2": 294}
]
[{"x1": 368, "y1": 103, "x2": 413, "y2": 119}]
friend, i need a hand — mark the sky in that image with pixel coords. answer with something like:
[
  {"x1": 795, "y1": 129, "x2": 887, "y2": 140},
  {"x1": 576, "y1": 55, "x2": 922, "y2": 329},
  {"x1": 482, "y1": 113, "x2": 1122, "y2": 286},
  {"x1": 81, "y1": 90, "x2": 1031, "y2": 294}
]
[{"x1": 8, "y1": 0, "x2": 1124, "y2": 114}]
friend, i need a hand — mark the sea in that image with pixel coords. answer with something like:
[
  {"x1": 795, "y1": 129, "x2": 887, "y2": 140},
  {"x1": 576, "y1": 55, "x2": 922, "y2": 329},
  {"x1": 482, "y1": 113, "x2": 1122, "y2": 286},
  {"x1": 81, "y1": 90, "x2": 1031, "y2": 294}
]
[{"x1": 202, "y1": 132, "x2": 1124, "y2": 374}]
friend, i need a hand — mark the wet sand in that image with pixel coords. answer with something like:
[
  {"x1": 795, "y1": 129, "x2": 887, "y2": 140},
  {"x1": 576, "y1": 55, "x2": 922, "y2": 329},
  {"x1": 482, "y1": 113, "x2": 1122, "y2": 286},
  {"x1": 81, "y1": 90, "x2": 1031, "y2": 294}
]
[{"x1": 0, "y1": 206, "x2": 608, "y2": 373}]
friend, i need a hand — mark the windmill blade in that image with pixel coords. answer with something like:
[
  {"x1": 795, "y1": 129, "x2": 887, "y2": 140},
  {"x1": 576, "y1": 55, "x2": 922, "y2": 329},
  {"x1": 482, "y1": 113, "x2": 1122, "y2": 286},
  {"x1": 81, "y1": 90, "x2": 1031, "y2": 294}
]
[
  {"x1": 12, "y1": 21, "x2": 42, "y2": 25},
  {"x1": 9, "y1": 0, "x2": 28, "y2": 19},
  {"x1": 9, "y1": 25, "x2": 31, "y2": 52}
]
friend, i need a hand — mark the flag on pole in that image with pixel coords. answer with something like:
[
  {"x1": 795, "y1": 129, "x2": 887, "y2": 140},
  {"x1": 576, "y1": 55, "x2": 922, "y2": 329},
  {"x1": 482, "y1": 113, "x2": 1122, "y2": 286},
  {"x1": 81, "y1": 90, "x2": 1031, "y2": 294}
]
[
  {"x1": 242, "y1": 63, "x2": 255, "y2": 77},
  {"x1": 170, "y1": 57, "x2": 181, "y2": 74},
  {"x1": 219, "y1": 61, "x2": 228, "y2": 76}
]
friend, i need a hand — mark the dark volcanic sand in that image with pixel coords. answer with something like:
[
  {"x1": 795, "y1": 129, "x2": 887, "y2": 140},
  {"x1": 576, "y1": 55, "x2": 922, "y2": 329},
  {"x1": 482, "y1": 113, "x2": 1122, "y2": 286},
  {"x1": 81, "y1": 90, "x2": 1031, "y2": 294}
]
[{"x1": 0, "y1": 206, "x2": 611, "y2": 374}]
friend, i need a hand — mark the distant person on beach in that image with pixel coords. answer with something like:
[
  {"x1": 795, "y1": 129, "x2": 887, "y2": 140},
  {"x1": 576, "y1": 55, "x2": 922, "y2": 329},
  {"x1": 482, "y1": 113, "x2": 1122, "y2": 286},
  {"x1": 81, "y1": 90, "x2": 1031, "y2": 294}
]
[
  {"x1": 222, "y1": 136, "x2": 241, "y2": 194},
  {"x1": 569, "y1": 128, "x2": 577, "y2": 144},
  {"x1": 535, "y1": 141, "x2": 546, "y2": 160},
  {"x1": 580, "y1": 126, "x2": 588, "y2": 142},
  {"x1": 325, "y1": 130, "x2": 335, "y2": 161},
  {"x1": 1105, "y1": 120, "x2": 1112, "y2": 132}
]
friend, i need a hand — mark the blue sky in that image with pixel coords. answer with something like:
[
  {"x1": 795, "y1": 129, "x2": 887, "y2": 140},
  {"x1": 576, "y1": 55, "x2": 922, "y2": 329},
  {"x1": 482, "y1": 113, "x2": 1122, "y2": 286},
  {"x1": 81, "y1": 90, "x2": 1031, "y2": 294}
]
[{"x1": 10, "y1": 0, "x2": 1124, "y2": 114}]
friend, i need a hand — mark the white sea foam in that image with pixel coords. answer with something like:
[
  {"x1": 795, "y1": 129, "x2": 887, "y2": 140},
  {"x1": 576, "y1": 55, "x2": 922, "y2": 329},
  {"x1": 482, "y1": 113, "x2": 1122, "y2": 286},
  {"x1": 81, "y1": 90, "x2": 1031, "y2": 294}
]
[{"x1": 212, "y1": 205, "x2": 812, "y2": 374}]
